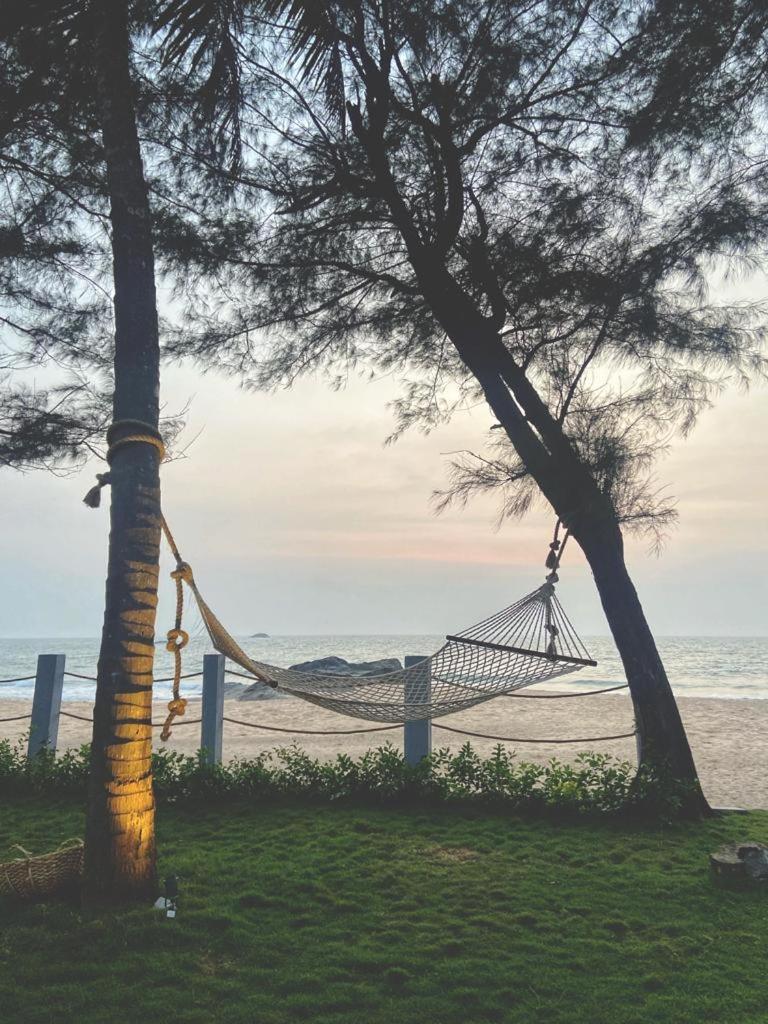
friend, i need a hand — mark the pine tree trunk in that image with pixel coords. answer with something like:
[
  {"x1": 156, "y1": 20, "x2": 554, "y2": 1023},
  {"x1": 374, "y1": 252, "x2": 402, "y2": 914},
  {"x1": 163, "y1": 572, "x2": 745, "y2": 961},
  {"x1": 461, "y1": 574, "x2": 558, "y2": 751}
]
[{"x1": 83, "y1": 0, "x2": 162, "y2": 903}]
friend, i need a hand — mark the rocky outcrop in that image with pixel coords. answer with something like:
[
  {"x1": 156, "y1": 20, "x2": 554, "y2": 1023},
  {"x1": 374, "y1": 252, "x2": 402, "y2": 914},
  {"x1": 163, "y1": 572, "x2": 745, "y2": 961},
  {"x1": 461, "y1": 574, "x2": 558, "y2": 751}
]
[
  {"x1": 238, "y1": 682, "x2": 283, "y2": 701},
  {"x1": 288, "y1": 656, "x2": 403, "y2": 676},
  {"x1": 235, "y1": 655, "x2": 402, "y2": 700}
]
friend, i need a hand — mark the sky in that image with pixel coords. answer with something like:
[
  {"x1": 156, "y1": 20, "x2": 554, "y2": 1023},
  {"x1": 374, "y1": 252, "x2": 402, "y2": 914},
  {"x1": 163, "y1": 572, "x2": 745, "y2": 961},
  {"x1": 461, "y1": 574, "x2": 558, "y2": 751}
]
[{"x1": 1, "y1": 359, "x2": 766, "y2": 638}]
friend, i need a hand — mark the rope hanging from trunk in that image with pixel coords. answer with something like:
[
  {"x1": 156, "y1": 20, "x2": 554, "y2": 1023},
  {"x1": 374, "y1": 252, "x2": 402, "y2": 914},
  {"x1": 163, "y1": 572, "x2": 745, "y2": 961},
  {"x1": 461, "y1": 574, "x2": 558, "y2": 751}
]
[{"x1": 82, "y1": 423, "x2": 191, "y2": 738}]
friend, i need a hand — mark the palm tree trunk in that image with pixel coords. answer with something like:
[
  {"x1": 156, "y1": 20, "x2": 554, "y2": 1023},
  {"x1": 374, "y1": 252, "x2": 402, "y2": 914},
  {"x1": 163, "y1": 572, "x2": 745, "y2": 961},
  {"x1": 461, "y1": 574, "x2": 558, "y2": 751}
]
[{"x1": 83, "y1": 0, "x2": 162, "y2": 902}]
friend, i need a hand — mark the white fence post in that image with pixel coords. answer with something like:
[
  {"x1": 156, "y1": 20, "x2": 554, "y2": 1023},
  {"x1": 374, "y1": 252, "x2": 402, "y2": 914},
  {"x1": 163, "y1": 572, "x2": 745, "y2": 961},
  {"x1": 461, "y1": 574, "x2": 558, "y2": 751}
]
[
  {"x1": 28, "y1": 653, "x2": 65, "y2": 758},
  {"x1": 403, "y1": 654, "x2": 431, "y2": 766},
  {"x1": 201, "y1": 653, "x2": 225, "y2": 764}
]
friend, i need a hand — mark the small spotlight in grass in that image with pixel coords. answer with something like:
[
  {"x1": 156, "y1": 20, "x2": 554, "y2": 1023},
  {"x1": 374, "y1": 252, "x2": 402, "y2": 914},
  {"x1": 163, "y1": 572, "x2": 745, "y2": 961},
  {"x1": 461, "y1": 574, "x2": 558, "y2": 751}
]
[{"x1": 153, "y1": 875, "x2": 179, "y2": 918}]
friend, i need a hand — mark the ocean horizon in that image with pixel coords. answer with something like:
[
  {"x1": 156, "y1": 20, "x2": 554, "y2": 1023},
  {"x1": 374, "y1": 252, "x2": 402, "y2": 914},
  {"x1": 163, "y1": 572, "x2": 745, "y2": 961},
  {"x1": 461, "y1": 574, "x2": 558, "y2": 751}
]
[{"x1": 1, "y1": 633, "x2": 767, "y2": 703}]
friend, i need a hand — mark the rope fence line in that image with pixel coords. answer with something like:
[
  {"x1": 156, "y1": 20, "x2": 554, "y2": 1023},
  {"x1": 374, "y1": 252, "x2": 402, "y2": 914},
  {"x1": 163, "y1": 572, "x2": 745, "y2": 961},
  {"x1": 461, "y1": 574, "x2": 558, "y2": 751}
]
[
  {"x1": 4, "y1": 705, "x2": 635, "y2": 748},
  {"x1": 432, "y1": 723, "x2": 637, "y2": 744},
  {"x1": 2, "y1": 651, "x2": 636, "y2": 751},
  {"x1": 43, "y1": 712, "x2": 635, "y2": 745},
  {"x1": 3, "y1": 669, "x2": 629, "y2": 698},
  {"x1": 223, "y1": 715, "x2": 402, "y2": 736},
  {"x1": 59, "y1": 710, "x2": 203, "y2": 729},
  {"x1": 505, "y1": 683, "x2": 629, "y2": 698},
  {"x1": 61, "y1": 671, "x2": 204, "y2": 683}
]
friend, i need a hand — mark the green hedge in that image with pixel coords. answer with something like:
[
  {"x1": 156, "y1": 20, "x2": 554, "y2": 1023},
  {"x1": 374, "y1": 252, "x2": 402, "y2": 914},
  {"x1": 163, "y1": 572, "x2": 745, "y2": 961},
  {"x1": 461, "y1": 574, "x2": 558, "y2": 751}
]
[{"x1": 0, "y1": 736, "x2": 691, "y2": 819}]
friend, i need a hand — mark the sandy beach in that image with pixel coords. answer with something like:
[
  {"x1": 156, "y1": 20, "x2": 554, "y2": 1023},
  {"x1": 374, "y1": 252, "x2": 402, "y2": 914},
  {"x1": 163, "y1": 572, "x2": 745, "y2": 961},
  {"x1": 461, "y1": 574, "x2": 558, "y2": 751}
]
[{"x1": 2, "y1": 691, "x2": 766, "y2": 809}]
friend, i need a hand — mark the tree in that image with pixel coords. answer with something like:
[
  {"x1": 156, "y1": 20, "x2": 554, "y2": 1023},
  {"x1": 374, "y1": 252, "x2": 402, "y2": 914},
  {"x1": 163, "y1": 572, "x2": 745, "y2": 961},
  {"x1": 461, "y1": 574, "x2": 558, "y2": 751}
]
[
  {"x1": 2, "y1": 0, "x2": 165, "y2": 899},
  {"x1": 82, "y1": 0, "x2": 165, "y2": 902},
  {"x1": 157, "y1": 1, "x2": 767, "y2": 812},
  {"x1": 1, "y1": 0, "x2": 256, "y2": 898}
]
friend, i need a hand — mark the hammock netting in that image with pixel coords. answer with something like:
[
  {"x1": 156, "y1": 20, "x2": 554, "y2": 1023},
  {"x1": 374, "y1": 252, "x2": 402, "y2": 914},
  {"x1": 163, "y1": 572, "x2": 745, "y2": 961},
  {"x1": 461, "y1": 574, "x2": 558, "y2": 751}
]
[{"x1": 182, "y1": 570, "x2": 597, "y2": 723}]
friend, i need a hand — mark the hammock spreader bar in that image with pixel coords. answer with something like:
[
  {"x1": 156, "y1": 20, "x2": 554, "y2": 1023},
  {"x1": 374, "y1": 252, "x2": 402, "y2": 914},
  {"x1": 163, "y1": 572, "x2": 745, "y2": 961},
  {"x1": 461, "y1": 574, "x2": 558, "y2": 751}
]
[{"x1": 445, "y1": 634, "x2": 598, "y2": 668}]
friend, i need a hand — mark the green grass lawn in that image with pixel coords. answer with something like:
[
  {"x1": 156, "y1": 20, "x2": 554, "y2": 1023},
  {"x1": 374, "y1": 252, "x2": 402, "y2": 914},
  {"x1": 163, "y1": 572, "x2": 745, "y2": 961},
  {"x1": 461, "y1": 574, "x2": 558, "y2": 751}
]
[{"x1": 1, "y1": 795, "x2": 766, "y2": 1024}]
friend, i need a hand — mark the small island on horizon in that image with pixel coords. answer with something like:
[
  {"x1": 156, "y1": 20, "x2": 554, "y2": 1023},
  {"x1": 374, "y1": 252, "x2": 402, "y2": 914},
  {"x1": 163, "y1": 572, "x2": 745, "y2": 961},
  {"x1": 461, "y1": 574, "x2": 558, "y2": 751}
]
[{"x1": 250, "y1": 632, "x2": 270, "y2": 638}]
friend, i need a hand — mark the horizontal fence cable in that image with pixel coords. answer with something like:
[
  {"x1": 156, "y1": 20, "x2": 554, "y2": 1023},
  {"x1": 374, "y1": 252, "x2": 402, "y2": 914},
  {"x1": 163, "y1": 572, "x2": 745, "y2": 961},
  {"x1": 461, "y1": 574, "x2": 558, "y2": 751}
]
[
  {"x1": 155, "y1": 672, "x2": 203, "y2": 683},
  {"x1": 0, "y1": 676, "x2": 36, "y2": 684},
  {"x1": 432, "y1": 722, "x2": 636, "y2": 744},
  {"x1": 59, "y1": 711, "x2": 94, "y2": 723},
  {"x1": 154, "y1": 718, "x2": 202, "y2": 728},
  {"x1": 59, "y1": 710, "x2": 203, "y2": 728},
  {"x1": 0, "y1": 713, "x2": 33, "y2": 723},
  {"x1": 223, "y1": 715, "x2": 402, "y2": 736},
  {"x1": 62, "y1": 671, "x2": 204, "y2": 683},
  {"x1": 504, "y1": 683, "x2": 629, "y2": 698}
]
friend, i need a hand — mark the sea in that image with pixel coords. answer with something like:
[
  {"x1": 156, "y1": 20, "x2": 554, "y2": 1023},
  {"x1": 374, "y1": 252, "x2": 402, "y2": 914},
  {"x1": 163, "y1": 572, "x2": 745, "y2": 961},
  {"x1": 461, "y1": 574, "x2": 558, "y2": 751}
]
[{"x1": 1, "y1": 634, "x2": 767, "y2": 702}]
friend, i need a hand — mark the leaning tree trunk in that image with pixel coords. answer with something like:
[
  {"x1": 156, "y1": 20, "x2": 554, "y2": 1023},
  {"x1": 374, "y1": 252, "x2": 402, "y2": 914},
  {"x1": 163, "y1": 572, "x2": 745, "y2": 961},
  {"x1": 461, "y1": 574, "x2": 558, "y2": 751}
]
[
  {"x1": 83, "y1": 0, "x2": 163, "y2": 902},
  {"x1": 443, "y1": 318, "x2": 709, "y2": 815},
  {"x1": 350, "y1": 86, "x2": 707, "y2": 813},
  {"x1": 574, "y1": 524, "x2": 708, "y2": 812}
]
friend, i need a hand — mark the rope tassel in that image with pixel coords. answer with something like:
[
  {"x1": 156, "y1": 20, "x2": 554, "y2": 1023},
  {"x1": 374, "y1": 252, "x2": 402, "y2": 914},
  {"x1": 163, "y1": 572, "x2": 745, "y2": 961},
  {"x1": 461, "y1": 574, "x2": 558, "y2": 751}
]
[
  {"x1": 82, "y1": 421, "x2": 165, "y2": 509},
  {"x1": 83, "y1": 473, "x2": 111, "y2": 508},
  {"x1": 545, "y1": 541, "x2": 560, "y2": 570},
  {"x1": 159, "y1": 563, "x2": 192, "y2": 741}
]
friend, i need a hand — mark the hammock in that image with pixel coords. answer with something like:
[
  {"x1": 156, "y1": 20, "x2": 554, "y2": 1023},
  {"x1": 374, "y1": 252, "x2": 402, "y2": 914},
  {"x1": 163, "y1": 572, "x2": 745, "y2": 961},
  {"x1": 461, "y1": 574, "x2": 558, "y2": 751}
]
[
  {"x1": 175, "y1": 555, "x2": 597, "y2": 723},
  {"x1": 81, "y1": 430, "x2": 598, "y2": 731}
]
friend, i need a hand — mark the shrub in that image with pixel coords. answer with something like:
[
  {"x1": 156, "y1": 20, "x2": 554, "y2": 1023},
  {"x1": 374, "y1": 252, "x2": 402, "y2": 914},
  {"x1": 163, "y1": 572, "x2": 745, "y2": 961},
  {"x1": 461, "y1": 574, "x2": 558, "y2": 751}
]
[{"x1": 0, "y1": 736, "x2": 686, "y2": 819}]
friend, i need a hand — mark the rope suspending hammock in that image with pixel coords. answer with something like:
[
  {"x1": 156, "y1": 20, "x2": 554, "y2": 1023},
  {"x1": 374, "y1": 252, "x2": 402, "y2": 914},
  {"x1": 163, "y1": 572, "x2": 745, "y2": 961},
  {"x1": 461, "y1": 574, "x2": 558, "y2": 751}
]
[
  {"x1": 82, "y1": 425, "x2": 599, "y2": 733},
  {"x1": 160, "y1": 517, "x2": 597, "y2": 726}
]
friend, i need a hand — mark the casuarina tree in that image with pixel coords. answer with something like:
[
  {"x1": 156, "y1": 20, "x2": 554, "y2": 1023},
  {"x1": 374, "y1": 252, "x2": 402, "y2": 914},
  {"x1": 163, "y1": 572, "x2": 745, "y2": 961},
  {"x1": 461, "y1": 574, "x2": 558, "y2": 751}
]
[{"x1": 155, "y1": 1, "x2": 767, "y2": 813}]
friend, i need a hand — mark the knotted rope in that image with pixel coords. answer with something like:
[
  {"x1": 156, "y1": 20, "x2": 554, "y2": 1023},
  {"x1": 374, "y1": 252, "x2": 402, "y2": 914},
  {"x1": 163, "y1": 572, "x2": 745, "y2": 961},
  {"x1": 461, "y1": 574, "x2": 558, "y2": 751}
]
[
  {"x1": 159, "y1": 556, "x2": 193, "y2": 740},
  {"x1": 544, "y1": 518, "x2": 570, "y2": 584},
  {"x1": 83, "y1": 421, "x2": 191, "y2": 739},
  {"x1": 82, "y1": 420, "x2": 165, "y2": 507}
]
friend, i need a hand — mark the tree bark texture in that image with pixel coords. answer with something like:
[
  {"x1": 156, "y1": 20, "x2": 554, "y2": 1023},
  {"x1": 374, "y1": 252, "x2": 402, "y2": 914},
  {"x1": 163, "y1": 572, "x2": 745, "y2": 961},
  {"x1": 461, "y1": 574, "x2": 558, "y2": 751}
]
[
  {"x1": 84, "y1": 0, "x2": 163, "y2": 902},
  {"x1": 575, "y1": 526, "x2": 706, "y2": 807}
]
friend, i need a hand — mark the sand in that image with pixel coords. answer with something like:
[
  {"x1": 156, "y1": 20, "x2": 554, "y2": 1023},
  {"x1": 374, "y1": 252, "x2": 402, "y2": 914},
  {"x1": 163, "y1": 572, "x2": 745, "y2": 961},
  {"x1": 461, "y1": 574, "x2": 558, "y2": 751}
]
[{"x1": 2, "y1": 692, "x2": 766, "y2": 809}]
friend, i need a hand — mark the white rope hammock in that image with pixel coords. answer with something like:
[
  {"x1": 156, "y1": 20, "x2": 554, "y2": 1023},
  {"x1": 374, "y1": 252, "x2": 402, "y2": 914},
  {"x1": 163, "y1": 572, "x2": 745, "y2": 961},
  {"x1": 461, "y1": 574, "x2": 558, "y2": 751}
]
[
  {"x1": 81, "y1": 436, "x2": 600, "y2": 732},
  {"x1": 176, "y1": 555, "x2": 597, "y2": 724}
]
